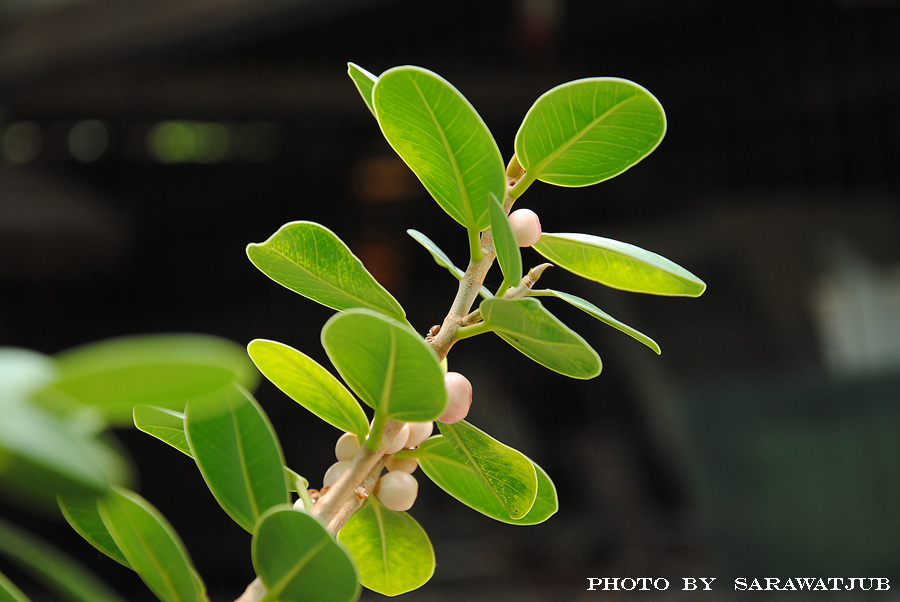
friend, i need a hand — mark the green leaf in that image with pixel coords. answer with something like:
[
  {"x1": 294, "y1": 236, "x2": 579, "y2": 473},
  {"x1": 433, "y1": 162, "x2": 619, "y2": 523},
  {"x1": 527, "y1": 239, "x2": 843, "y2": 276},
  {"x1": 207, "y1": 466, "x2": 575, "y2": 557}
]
[
  {"x1": 531, "y1": 289, "x2": 661, "y2": 354},
  {"x1": 487, "y1": 192, "x2": 521, "y2": 294},
  {"x1": 0, "y1": 517, "x2": 127, "y2": 602},
  {"x1": 338, "y1": 497, "x2": 434, "y2": 596},
  {"x1": 0, "y1": 570, "x2": 31, "y2": 602},
  {"x1": 435, "y1": 421, "x2": 538, "y2": 520},
  {"x1": 184, "y1": 387, "x2": 289, "y2": 533},
  {"x1": 347, "y1": 62, "x2": 377, "y2": 116},
  {"x1": 247, "y1": 339, "x2": 369, "y2": 441},
  {"x1": 321, "y1": 309, "x2": 446, "y2": 422},
  {"x1": 406, "y1": 229, "x2": 492, "y2": 298},
  {"x1": 252, "y1": 507, "x2": 360, "y2": 602},
  {"x1": 98, "y1": 488, "x2": 206, "y2": 602},
  {"x1": 58, "y1": 494, "x2": 131, "y2": 568},
  {"x1": 418, "y1": 435, "x2": 557, "y2": 525},
  {"x1": 133, "y1": 405, "x2": 192, "y2": 457},
  {"x1": 247, "y1": 221, "x2": 405, "y2": 321},
  {"x1": 534, "y1": 233, "x2": 706, "y2": 296},
  {"x1": 40, "y1": 334, "x2": 259, "y2": 426},
  {"x1": 372, "y1": 66, "x2": 506, "y2": 233},
  {"x1": 480, "y1": 297, "x2": 601, "y2": 379},
  {"x1": 514, "y1": 77, "x2": 666, "y2": 189},
  {"x1": 0, "y1": 347, "x2": 55, "y2": 404}
]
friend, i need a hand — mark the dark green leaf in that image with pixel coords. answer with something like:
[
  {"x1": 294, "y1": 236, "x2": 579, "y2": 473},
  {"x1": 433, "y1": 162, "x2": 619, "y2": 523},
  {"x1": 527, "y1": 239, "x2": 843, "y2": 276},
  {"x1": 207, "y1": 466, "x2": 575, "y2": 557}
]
[
  {"x1": 133, "y1": 405, "x2": 192, "y2": 457},
  {"x1": 406, "y1": 229, "x2": 492, "y2": 298},
  {"x1": 488, "y1": 193, "x2": 522, "y2": 294},
  {"x1": 347, "y1": 63, "x2": 377, "y2": 116},
  {"x1": 247, "y1": 221, "x2": 406, "y2": 321},
  {"x1": 0, "y1": 570, "x2": 31, "y2": 602},
  {"x1": 58, "y1": 494, "x2": 130, "y2": 568},
  {"x1": 184, "y1": 387, "x2": 289, "y2": 532},
  {"x1": 435, "y1": 421, "x2": 537, "y2": 520},
  {"x1": 252, "y1": 507, "x2": 360, "y2": 602},
  {"x1": 480, "y1": 297, "x2": 601, "y2": 379},
  {"x1": 247, "y1": 339, "x2": 369, "y2": 441},
  {"x1": 418, "y1": 435, "x2": 557, "y2": 525},
  {"x1": 514, "y1": 78, "x2": 666, "y2": 188},
  {"x1": 338, "y1": 497, "x2": 434, "y2": 596},
  {"x1": 534, "y1": 233, "x2": 706, "y2": 296},
  {"x1": 321, "y1": 309, "x2": 446, "y2": 422}
]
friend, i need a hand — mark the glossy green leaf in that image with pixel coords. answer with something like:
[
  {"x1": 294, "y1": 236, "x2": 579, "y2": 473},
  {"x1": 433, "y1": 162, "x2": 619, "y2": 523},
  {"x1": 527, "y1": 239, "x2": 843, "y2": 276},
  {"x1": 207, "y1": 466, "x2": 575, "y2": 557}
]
[
  {"x1": 252, "y1": 507, "x2": 360, "y2": 602},
  {"x1": 488, "y1": 192, "x2": 522, "y2": 294},
  {"x1": 373, "y1": 66, "x2": 505, "y2": 232},
  {"x1": 480, "y1": 297, "x2": 601, "y2": 379},
  {"x1": 534, "y1": 233, "x2": 706, "y2": 296},
  {"x1": 418, "y1": 435, "x2": 557, "y2": 525},
  {"x1": 0, "y1": 347, "x2": 55, "y2": 404},
  {"x1": 514, "y1": 77, "x2": 666, "y2": 188},
  {"x1": 247, "y1": 339, "x2": 369, "y2": 441},
  {"x1": 0, "y1": 570, "x2": 31, "y2": 602},
  {"x1": 58, "y1": 494, "x2": 130, "y2": 568},
  {"x1": 0, "y1": 518, "x2": 126, "y2": 602},
  {"x1": 406, "y1": 229, "x2": 492, "y2": 298},
  {"x1": 338, "y1": 497, "x2": 434, "y2": 596},
  {"x1": 321, "y1": 309, "x2": 446, "y2": 422},
  {"x1": 347, "y1": 62, "x2": 377, "y2": 116},
  {"x1": 133, "y1": 405, "x2": 192, "y2": 457},
  {"x1": 531, "y1": 289, "x2": 661, "y2": 354},
  {"x1": 247, "y1": 221, "x2": 405, "y2": 322},
  {"x1": 435, "y1": 421, "x2": 537, "y2": 519},
  {"x1": 98, "y1": 488, "x2": 206, "y2": 602},
  {"x1": 184, "y1": 387, "x2": 289, "y2": 532},
  {"x1": 40, "y1": 334, "x2": 259, "y2": 426}
]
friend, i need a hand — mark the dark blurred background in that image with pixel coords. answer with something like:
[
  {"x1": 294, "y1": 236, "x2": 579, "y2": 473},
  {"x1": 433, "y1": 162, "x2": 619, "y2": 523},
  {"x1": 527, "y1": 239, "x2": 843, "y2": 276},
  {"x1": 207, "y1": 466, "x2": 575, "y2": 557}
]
[{"x1": 2, "y1": 0, "x2": 900, "y2": 600}]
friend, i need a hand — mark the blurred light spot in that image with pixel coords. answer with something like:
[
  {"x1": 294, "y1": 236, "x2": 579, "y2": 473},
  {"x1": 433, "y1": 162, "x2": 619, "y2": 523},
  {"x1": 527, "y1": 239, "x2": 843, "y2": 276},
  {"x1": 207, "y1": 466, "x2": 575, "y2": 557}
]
[
  {"x1": 3, "y1": 121, "x2": 42, "y2": 164},
  {"x1": 147, "y1": 121, "x2": 234, "y2": 163},
  {"x1": 235, "y1": 121, "x2": 279, "y2": 162},
  {"x1": 68, "y1": 119, "x2": 110, "y2": 162},
  {"x1": 351, "y1": 155, "x2": 419, "y2": 203}
]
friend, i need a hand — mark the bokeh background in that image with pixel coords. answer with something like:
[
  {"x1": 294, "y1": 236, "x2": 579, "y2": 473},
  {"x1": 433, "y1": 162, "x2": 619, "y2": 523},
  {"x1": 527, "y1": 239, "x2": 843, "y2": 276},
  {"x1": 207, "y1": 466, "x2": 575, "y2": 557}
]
[{"x1": 2, "y1": 0, "x2": 900, "y2": 600}]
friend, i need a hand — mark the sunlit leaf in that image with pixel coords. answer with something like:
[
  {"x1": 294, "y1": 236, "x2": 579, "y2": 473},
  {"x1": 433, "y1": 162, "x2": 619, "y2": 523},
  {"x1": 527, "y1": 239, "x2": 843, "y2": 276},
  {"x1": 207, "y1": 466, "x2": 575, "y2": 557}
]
[
  {"x1": 0, "y1": 570, "x2": 31, "y2": 602},
  {"x1": 338, "y1": 497, "x2": 434, "y2": 596},
  {"x1": 98, "y1": 488, "x2": 206, "y2": 602},
  {"x1": 418, "y1": 435, "x2": 557, "y2": 525},
  {"x1": 133, "y1": 405, "x2": 191, "y2": 457},
  {"x1": 530, "y1": 289, "x2": 660, "y2": 354},
  {"x1": 58, "y1": 494, "x2": 130, "y2": 568},
  {"x1": 480, "y1": 297, "x2": 601, "y2": 379},
  {"x1": 534, "y1": 233, "x2": 706, "y2": 296},
  {"x1": 321, "y1": 309, "x2": 446, "y2": 422},
  {"x1": 435, "y1": 421, "x2": 537, "y2": 520},
  {"x1": 347, "y1": 62, "x2": 377, "y2": 116},
  {"x1": 247, "y1": 339, "x2": 369, "y2": 441},
  {"x1": 406, "y1": 229, "x2": 492, "y2": 298},
  {"x1": 247, "y1": 221, "x2": 405, "y2": 321},
  {"x1": 514, "y1": 77, "x2": 666, "y2": 188},
  {"x1": 0, "y1": 347, "x2": 55, "y2": 404},
  {"x1": 488, "y1": 192, "x2": 521, "y2": 294},
  {"x1": 184, "y1": 387, "x2": 289, "y2": 532},
  {"x1": 252, "y1": 507, "x2": 360, "y2": 602},
  {"x1": 40, "y1": 334, "x2": 259, "y2": 426},
  {"x1": 0, "y1": 518, "x2": 126, "y2": 602},
  {"x1": 373, "y1": 66, "x2": 505, "y2": 232}
]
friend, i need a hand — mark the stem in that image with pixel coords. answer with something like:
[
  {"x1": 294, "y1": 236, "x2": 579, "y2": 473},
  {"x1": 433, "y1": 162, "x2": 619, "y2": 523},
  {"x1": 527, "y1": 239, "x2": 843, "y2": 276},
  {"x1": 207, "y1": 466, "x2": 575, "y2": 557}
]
[{"x1": 509, "y1": 169, "x2": 537, "y2": 199}]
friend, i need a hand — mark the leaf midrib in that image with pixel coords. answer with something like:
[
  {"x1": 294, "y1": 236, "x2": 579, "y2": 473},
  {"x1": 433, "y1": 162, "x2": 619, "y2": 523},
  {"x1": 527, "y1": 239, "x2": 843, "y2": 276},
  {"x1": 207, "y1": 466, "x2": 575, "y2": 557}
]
[{"x1": 443, "y1": 426, "x2": 520, "y2": 517}]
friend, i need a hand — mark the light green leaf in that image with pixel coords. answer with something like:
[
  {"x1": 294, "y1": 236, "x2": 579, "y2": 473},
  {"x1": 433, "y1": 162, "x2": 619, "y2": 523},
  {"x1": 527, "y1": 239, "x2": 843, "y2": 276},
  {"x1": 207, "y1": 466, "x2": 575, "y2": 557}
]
[
  {"x1": 0, "y1": 347, "x2": 55, "y2": 404},
  {"x1": 98, "y1": 488, "x2": 206, "y2": 602},
  {"x1": 0, "y1": 570, "x2": 31, "y2": 602},
  {"x1": 534, "y1": 233, "x2": 706, "y2": 296},
  {"x1": 338, "y1": 497, "x2": 434, "y2": 596},
  {"x1": 321, "y1": 309, "x2": 446, "y2": 422},
  {"x1": 480, "y1": 297, "x2": 601, "y2": 379},
  {"x1": 373, "y1": 66, "x2": 506, "y2": 233},
  {"x1": 406, "y1": 229, "x2": 492, "y2": 299},
  {"x1": 247, "y1": 221, "x2": 405, "y2": 321},
  {"x1": 184, "y1": 387, "x2": 289, "y2": 533},
  {"x1": 435, "y1": 421, "x2": 537, "y2": 520},
  {"x1": 252, "y1": 507, "x2": 360, "y2": 602},
  {"x1": 347, "y1": 62, "x2": 377, "y2": 116},
  {"x1": 58, "y1": 494, "x2": 131, "y2": 568},
  {"x1": 0, "y1": 518, "x2": 126, "y2": 602},
  {"x1": 39, "y1": 334, "x2": 259, "y2": 426},
  {"x1": 530, "y1": 289, "x2": 661, "y2": 354},
  {"x1": 247, "y1": 339, "x2": 369, "y2": 441},
  {"x1": 514, "y1": 77, "x2": 666, "y2": 189},
  {"x1": 418, "y1": 435, "x2": 557, "y2": 525},
  {"x1": 487, "y1": 192, "x2": 521, "y2": 294},
  {"x1": 133, "y1": 405, "x2": 192, "y2": 457}
]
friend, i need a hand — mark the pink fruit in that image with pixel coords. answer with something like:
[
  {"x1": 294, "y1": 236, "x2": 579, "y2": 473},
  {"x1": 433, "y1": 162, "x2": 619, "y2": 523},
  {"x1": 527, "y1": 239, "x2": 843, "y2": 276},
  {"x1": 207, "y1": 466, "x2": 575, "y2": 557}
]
[
  {"x1": 439, "y1": 372, "x2": 472, "y2": 424},
  {"x1": 508, "y1": 208, "x2": 542, "y2": 247}
]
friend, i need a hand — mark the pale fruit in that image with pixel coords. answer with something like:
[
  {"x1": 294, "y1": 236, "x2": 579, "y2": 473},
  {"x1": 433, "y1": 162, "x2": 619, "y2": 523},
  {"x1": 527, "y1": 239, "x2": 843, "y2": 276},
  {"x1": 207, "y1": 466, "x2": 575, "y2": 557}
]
[
  {"x1": 508, "y1": 208, "x2": 542, "y2": 247},
  {"x1": 382, "y1": 422, "x2": 410, "y2": 454},
  {"x1": 386, "y1": 456, "x2": 419, "y2": 474},
  {"x1": 334, "y1": 432, "x2": 360, "y2": 461},
  {"x1": 376, "y1": 471, "x2": 418, "y2": 511},
  {"x1": 405, "y1": 421, "x2": 433, "y2": 448},
  {"x1": 439, "y1": 372, "x2": 472, "y2": 424},
  {"x1": 323, "y1": 460, "x2": 351, "y2": 488}
]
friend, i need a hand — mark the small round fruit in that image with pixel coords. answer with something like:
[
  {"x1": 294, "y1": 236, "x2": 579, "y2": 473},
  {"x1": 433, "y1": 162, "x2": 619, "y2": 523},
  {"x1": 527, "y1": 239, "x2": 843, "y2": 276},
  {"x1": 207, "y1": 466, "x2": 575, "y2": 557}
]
[
  {"x1": 293, "y1": 497, "x2": 307, "y2": 512},
  {"x1": 439, "y1": 372, "x2": 472, "y2": 424},
  {"x1": 334, "y1": 432, "x2": 360, "y2": 461},
  {"x1": 382, "y1": 422, "x2": 410, "y2": 454},
  {"x1": 376, "y1": 471, "x2": 418, "y2": 511},
  {"x1": 405, "y1": 421, "x2": 433, "y2": 448},
  {"x1": 508, "y1": 208, "x2": 542, "y2": 247},
  {"x1": 386, "y1": 456, "x2": 419, "y2": 474},
  {"x1": 323, "y1": 460, "x2": 351, "y2": 488}
]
